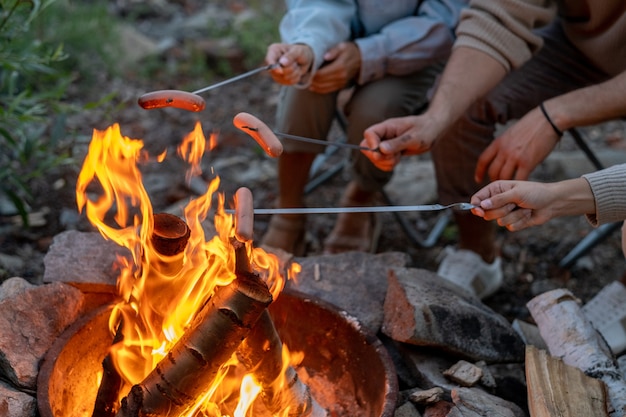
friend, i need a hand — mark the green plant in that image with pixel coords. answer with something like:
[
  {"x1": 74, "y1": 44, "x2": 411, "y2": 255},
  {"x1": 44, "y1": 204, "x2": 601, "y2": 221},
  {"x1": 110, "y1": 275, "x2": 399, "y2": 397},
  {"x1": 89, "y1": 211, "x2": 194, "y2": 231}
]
[
  {"x1": 234, "y1": 10, "x2": 281, "y2": 69},
  {"x1": 0, "y1": 0, "x2": 120, "y2": 226}
]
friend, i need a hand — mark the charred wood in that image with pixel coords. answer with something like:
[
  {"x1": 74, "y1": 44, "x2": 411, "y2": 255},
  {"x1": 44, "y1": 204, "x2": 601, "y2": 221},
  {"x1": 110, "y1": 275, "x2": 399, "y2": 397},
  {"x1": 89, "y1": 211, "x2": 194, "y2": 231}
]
[
  {"x1": 93, "y1": 213, "x2": 190, "y2": 417},
  {"x1": 115, "y1": 271, "x2": 272, "y2": 417}
]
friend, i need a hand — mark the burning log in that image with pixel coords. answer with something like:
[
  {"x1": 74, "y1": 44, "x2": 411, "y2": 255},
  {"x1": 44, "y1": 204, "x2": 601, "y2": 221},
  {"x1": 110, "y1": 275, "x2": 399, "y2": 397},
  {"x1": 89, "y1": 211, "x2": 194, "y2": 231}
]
[
  {"x1": 93, "y1": 213, "x2": 191, "y2": 417},
  {"x1": 527, "y1": 289, "x2": 626, "y2": 417},
  {"x1": 115, "y1": 270, "x2": 273, "y2": 417},
  {"x1": 233, "y1": 187, "x2": 327, "y2": 417}
]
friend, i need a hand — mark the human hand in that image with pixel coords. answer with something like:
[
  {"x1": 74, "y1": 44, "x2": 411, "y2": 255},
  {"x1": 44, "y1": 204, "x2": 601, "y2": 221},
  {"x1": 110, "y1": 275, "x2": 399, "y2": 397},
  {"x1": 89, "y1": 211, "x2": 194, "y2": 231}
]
[
  {"x1": 470, "y1": 180, "x2": 557, "y2": 231},
  {"x1": 265, "y1": 43, "x2": 314, "y2": 85},
  {"x1": 360, "y1": 115, "x2": 437, "y2": 172},
  {"x1": 309, "y1": 42, "x2": 361, "y2": 94},
  {"x1": 474, "y1": 106, "x2": 561, "y2": 183}
]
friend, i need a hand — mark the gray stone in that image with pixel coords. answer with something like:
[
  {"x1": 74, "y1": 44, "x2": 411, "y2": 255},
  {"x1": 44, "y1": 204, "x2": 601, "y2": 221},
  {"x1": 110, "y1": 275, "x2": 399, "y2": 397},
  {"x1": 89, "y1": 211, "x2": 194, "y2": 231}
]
[
  {"x1": 0, "y1": 253, "x2": 24, "y2": 275},
  {"x1": 43, "y1": 230, "x2": 131, "y2": 286},
  {"x1": 395, "y1": 401, "x2": 422, "y2": 417},
  {"x1": 382, "y1": 267, "x2": 524, "y2": 362},
  {"x1": 399, "y1": 347, "x2": 460, "y2": 392},
  {"x1": 0, "y1": 277, "x2": 34, "y2": 302},
  {"x1": 286, "y1": 251, "x2": 411, "y2": 333},
  {"x1": 452, "y1": 387, "x2": 526, "y2": 417},
  {"x1": 0, "y1": 380, "x2": 36, "y2": 417},
  {"x1": 443, "y1": 360, "x2": 483, "y2": 387},
  {"x1": 409, "y1": 387, "x2": 445, "y2": 405},
  {"x1": 0, "y1": 282, "x2": 84, "y2": 389}
]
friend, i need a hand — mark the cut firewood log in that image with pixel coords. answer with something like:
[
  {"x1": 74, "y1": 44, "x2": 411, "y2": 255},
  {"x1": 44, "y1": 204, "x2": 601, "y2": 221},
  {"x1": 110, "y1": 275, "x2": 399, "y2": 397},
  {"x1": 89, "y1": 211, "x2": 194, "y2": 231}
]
[
  {"x1": 527, "y1": 289, "x2": 626, "y2": 417},
  {"x1": 525, "y1": 345, "x2": 609, "y2": 417},
  {"x1": 233, "y1": 186, "x2": 327, "y2": 417},
  {"x1": 93, "y1": 213, "x2": 190, "y2": 417},
  {"x1": 115, "y1": 267, "x2": 273, "y2": 417},
  {"x1": 238, "y1": 310, "x2": 328, "y2": 417}
]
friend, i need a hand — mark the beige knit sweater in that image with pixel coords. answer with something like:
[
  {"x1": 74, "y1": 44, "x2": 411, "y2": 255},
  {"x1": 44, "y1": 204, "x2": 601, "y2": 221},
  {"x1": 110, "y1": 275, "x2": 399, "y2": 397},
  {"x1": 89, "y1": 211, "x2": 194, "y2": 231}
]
[
  {"x1": 455, "y1": 0, "x2": 626, "y2": 76},
  {"x1": 583, "y1": 163, "x2": 626, "y2": 226}
]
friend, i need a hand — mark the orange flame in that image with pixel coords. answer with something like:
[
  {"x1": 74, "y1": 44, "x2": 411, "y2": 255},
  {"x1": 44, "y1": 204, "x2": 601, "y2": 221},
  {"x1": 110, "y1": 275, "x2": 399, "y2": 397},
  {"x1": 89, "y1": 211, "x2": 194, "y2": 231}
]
[{"x1": 76, "y1": 123, "x2": 297, "y2": 416}]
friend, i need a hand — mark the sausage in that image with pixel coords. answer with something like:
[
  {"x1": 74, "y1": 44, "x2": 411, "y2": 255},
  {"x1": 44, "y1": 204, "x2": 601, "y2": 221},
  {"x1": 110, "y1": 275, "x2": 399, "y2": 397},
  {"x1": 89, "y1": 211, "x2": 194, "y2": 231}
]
[
  {"x1": 233, "y1": 112, "x2": 283, "y2": 157},
  {"x1": 137, "y1": 90, "x2": 206, "y2": 112},
  {"x1": 234, "y1": 187, "x2": 254, "y2": 243}
]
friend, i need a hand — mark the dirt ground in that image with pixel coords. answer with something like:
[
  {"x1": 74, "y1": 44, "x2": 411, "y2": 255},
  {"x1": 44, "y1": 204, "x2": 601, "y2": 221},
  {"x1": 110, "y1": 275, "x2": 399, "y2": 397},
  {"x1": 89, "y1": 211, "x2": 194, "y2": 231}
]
[{"x1": 1, "y1": 0, "x2": 625, "y2": 326}]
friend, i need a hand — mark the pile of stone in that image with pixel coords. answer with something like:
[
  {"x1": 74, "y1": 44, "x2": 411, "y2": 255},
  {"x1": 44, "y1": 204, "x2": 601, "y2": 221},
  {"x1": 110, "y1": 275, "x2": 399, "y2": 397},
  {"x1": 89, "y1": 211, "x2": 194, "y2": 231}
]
[{"x1": 2, "y1": 230, "x2": 626, "y2": 416}]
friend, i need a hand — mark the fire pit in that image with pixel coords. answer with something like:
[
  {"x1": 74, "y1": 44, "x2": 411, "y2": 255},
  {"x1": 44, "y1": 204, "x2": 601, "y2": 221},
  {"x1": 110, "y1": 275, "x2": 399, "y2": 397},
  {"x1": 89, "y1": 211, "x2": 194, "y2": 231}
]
[
  {"x1": 34, "y1": 123, "x2": 398, "y2": 417},
  {"x1": 37, "y1": 288, "x2": 397, "y2": 417}
]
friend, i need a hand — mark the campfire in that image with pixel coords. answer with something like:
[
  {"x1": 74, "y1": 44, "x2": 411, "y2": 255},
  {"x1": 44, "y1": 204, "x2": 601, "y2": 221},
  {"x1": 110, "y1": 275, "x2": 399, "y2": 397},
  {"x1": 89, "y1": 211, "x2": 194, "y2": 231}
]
[{"x1": 70, "y1": 122, "x2": 327, "y2": 417}]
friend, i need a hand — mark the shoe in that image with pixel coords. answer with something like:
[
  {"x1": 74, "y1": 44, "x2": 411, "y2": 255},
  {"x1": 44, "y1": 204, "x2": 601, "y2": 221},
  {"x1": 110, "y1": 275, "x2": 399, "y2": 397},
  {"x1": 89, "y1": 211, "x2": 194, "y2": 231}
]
[
  {"x1": 436, "y1": 246, "x2": 503, "y2": 299},
  {"x1": 260, "y1": 215, "x2": 306, "y2": 256},
  {"x1": 322, "y1": 212, "x2": 381, "y2": 254},
  {"x1": 582, "y1": 281, "x2": 626, "y2": 355}
]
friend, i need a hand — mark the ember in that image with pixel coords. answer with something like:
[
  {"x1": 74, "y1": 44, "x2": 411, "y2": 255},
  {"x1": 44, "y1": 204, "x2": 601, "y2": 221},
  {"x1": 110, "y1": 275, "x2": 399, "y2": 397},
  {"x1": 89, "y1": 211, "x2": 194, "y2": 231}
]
[{"x1": 74, "y1": 123, "x2": 316, "y2": 416}]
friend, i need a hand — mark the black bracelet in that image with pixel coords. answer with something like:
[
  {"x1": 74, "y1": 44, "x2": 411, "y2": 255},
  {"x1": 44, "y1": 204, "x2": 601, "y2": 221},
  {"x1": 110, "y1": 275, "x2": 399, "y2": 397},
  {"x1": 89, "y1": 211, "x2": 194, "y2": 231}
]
[{"x1": 539, "y1": 102, "x2": 563, "y2": 137}]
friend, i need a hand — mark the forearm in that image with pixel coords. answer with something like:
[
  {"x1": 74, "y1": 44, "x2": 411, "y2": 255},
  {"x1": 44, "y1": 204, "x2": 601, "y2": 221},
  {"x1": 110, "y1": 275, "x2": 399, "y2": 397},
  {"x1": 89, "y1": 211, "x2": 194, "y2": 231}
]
[
  {"x1": 543, "y1": 178, "x2": 596, "y2": 220},
  {"x1": 425, "y1": 46, "x2": 507, "y2": 139},
  {"x1": 545, "y1": 70, "x2": 626, "y2": 132}
]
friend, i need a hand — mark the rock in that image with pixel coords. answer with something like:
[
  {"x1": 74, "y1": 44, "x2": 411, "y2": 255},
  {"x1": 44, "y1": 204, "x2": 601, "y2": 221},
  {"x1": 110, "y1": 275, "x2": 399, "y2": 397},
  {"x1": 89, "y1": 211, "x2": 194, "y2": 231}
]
[
  {"x1": 423, "y1": 401, "x2": 454, "y2": 417},
  {"x1": 0, "y1": 282, "x2": 84, "y2": 389},
  {"x1": 409, "y1": 387, "x2": 445, "y2": 405},
  {"x1": 0, "y1": 253, "x2": 25, "y2": 276},
  {"x1": 382, "y1": 267, "x2": 525, "y2": 362},
  {"x1": 43, "y1": 230, "x2": 131, "y2": 288},
  {"x1": 286, "y1": 251, "x2": 411, "y2": 333},
  {"x1": 451, "y1": 387, "x2": 526, "y2": 417},
  {"x1": 398, "y1": 347, "x2": 460, "y2": 392},
  {"x1": 0, "y1": 380, "x2": 36, "y2": 417},
  {"x1": 443, "y1": 360, "x2": 483, "y2": 387},
  {"x1": 394, "y1": 401, "x2": 422, "y2": 417},
  {"x1": 0, "y1": 277, "x2": 34, "y2": 302}
]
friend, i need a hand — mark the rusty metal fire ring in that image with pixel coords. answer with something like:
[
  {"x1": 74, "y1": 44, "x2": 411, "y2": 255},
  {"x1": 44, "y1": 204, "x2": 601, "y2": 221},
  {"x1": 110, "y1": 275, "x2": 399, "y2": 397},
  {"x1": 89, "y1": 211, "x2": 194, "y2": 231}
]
[{"x1": 37, "y1": 288, "x2": 398, "y2": 417}]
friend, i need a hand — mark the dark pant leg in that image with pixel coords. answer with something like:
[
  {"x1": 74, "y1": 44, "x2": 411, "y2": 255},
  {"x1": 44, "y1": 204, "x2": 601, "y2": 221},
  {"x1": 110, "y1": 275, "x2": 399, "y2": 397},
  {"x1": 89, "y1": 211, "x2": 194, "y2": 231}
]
[
  {"x1": 275, "y1": 86, "x2": 338, "y2": 154},
  {"x1": 347, "y1": 62, "x2": 445, "y2": 192}
]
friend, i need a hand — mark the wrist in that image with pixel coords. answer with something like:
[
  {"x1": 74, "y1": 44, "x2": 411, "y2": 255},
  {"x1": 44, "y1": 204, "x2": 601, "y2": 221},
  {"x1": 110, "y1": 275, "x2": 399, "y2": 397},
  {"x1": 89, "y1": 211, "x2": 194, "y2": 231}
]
[
  {"x1": 549, "y1": 178, "x2": 595, "y2": 217},
  {"x1": 539, "y1": 102, "x2": 564, "y2": 138}
]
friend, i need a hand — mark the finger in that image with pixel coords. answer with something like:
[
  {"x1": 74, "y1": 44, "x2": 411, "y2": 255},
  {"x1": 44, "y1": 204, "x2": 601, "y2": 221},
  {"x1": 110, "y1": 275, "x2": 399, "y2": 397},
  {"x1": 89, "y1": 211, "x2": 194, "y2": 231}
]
[
  {"x1": 378, "y1": 135, "x2": 415, "y2": 155},
  {"x1": 360, "y1": 148, "x2": 397, "y2": 171},
  {"x1": 501, "y1": 208, "x2": 533, "y2": 231},
  {"x1": 475, "y1": 145, "x2": 497, "y2": 183},
  {"x1": 481, "y1": 203, "x2": 518, "y2": 221}
]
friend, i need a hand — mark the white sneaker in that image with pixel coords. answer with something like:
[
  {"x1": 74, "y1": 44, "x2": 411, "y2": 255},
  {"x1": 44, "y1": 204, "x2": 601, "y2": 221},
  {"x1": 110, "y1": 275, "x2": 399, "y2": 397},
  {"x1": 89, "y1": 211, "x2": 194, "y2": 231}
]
[
  {"x1": 437, "y1": 247, "x2": 503, "y2": 299},
  {"x1": 582, "y1": 281, "x2": 626, "y2": 356}
]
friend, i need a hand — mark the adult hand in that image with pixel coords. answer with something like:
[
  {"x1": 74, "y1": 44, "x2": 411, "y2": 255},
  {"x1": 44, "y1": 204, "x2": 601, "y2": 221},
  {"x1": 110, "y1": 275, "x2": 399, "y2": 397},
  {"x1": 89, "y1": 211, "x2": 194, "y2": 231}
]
[
  {"x1": 474, "y1": 106, "x2": 561, "y2": 183},
  {"x1": 265, "y1": 43, "x2": 314, "y2": 85},
  {"x1": 309, "y1": 42, "x2": 361, "y2": 94},
  {"x1": 360, "y1": 114, "x2": 438, "y2": 172},
  {"x1": 470, "y1": 180, "x2": 555, "y2": 231}
]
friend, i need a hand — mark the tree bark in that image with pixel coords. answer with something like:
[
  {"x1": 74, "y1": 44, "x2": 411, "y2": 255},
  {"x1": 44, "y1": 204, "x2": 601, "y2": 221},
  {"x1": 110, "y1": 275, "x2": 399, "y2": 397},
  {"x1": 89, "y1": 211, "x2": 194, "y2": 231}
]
[
  {"x1": 116, "y1": 271, "x2": 273, "y2": 417},
  {"x1": 93, "y1": 213, "x2": 191, "y2": 417},
  {"x1": 527, "y1": 288, "x2": 626, "y2": 417}
]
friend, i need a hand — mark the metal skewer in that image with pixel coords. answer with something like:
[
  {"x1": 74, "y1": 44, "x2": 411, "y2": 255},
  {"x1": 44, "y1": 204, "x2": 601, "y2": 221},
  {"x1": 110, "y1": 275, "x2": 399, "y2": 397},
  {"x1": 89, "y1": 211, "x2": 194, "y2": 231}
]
[
  {"x1": 240, "y1": 126, "x2": 378, "y2": 152},
  {"x1": 192, "y1": 64, "x2": 278, "y2": 95},
  {"x1": 225, "y1": 203, "x2": 475, "y2": 215}
]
